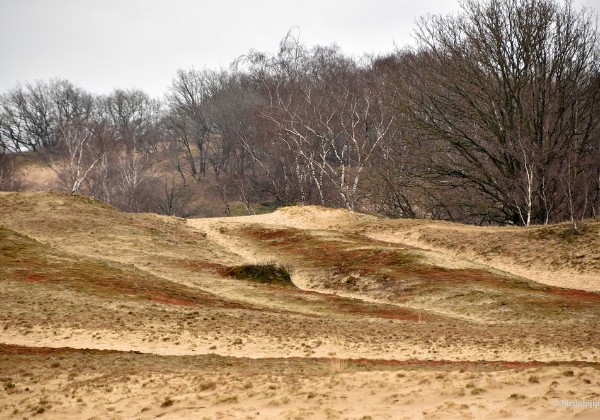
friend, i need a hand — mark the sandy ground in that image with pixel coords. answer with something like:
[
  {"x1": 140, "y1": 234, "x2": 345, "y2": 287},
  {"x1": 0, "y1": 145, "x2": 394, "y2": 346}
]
[
  {"x1": 1, "y1": 193, "x2": 599, "y2": 419},
  {"x1": 2, "y1": 352, "x2": 599, "y2": 420}
]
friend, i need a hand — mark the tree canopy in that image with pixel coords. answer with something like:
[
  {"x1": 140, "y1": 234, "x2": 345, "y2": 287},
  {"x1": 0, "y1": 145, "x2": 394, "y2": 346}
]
[{"x1": 1, "y1": 0, "x2": 598, "y2": 225}]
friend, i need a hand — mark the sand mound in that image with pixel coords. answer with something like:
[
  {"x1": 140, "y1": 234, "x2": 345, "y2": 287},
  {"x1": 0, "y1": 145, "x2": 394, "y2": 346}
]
[
  {"x1": 2, "y1": 192, "x2": 599, "y2": 419},
  {"x1": 270, "y1": 205, "x2": 379, "y2": 230}
]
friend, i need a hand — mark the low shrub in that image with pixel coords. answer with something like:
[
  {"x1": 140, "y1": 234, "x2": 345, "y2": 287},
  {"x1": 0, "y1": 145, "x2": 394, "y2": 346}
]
[{"x1": 225, "y1": 263, "x2": 294, "y2": 287}]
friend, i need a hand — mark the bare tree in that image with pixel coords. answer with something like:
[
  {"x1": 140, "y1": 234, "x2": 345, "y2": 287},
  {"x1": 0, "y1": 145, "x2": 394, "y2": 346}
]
[
  {"x1": 0, "y1": 79, "x2": 115, "y2": 196},
  {"x1": 165, "y1": 69, "x2": 226, "y2": 178},
  {"x1": 393, "y1": 0, "x2": 600, "y2": 224},
  {"x1": 246, "y1": 42, "x2": 394, "y2": 210},
  {"x1": 0, "y1": 79, "x2": 94, "y2": 153},
  {"x1": 46, "y1": 120, "x2": 112, "y2": 195},
  {"x1": 154, "y1": 177, "x2": 200, "y2": 217},
  {"x1": 102, "y1": 88, "x2": 162, "y2": 152}
]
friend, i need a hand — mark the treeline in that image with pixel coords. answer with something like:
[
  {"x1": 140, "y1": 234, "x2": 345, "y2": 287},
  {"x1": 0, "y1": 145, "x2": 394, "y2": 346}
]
[{"x1": 1, "y1": 0, "x2": 599, "y2": 226}]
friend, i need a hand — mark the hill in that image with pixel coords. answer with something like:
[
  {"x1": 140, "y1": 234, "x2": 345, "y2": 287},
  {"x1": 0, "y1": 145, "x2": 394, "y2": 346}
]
[{"x1": 1, "y1": 192, "x2": 599, "y2": 419}]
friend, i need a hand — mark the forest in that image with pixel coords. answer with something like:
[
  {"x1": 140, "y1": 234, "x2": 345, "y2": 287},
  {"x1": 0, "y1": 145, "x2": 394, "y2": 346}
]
[{"x1": 1, "y1": 0, "x2": 599, "y2": 226}]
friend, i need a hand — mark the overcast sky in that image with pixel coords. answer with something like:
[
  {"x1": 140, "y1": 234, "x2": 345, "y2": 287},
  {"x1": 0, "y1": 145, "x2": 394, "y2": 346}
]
[{"x1": 1, "y1": 0, "x2": 598, "y2": 97}]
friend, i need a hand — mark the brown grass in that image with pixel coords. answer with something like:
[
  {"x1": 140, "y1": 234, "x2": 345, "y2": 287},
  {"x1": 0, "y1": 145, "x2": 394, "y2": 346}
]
[{"x1": 1, "y1": 192, "x2": 599, "y2": 419}]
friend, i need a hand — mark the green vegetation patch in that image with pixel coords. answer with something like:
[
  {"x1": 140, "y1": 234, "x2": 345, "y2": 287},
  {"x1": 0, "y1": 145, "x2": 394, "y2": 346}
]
[{"x1": 225, "y1": 263, "x2": 294, "y2": 287}]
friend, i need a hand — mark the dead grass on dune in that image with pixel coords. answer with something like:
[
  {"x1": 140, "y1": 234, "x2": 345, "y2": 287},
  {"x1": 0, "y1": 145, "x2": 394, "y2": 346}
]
[
  {"x1": 266, "y1": 204, "x2": 600, "y2": 291},
  {"x1": 1, "y1": 192, "x2": 598, "y2": 331},
  {"x1": 417, "y1": 221, "x2": 600, "y2": 273},
  {"x1": 1, "y1": 345, "x2": 600, "y2": 420},
  {"x1": 234, "y1": 224, "x2": 600, "y2": 325},
  {"x1": 363, "y1": 216, "x2": 600, "y2": 292},
  {"x1": 0, "y1": 192, "x2": 214, "y2": 261},
  {"x1": 1, "y1": 193, "x2": 600, "y2": 419},
  {"x1": 0, "y1": 226, "x2": 247, "y2": 309}
]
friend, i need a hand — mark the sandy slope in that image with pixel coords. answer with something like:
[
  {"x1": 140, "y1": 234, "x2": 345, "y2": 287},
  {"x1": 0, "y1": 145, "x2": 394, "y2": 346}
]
[
  {"x1": 201, "y1": 205, "x2": 599, "y2": 292},
  {"x1": 1, "y1": 193, "x2": 599, "y2": 419},
  {"x1": 365, "y1": 224, "x2": 600, "y2": 293}
]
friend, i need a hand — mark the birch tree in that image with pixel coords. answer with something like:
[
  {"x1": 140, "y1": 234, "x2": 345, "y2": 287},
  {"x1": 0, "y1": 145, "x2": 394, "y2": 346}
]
[
  {"x1": 48, "y1": 120, "x2": 112, "y2": 195},
  {"x1": 246, "y1": 40, "x2": 394, "y2": 209}
]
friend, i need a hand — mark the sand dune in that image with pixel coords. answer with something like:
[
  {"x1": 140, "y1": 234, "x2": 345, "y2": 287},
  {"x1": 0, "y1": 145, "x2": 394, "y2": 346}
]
[{"x1": 1, "y1": 192, "x2": 599, "y2": 419}]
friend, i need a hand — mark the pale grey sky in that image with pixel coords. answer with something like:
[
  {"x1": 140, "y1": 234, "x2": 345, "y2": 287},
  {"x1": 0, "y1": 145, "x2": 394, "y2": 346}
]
[{"x1": 0, "y1": 0, "x2": 597, "y2": 97}]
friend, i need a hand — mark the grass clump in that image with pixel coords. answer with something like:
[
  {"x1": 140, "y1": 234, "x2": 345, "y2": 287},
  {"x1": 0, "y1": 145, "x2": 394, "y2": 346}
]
[
  {"x1": 225, "y1": 263, "x2": 294, "y2": 287},
  {"x1": 217, "y1": 395, "x2": 239, "y2": 404},
  {"x1": 198, "y1": 381, "x2": 217, "y2": 391},
  {"x1": 563, "y1": 370, "x2": 575, "y2": 377},
  {"x1": 3, "y1": 379, "x2": 15, "y2": 391}
]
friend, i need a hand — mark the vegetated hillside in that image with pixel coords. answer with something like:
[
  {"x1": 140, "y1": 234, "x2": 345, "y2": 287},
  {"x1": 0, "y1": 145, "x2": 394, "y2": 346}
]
[
  {"x1": 202, "y1": 204, "x2": 600, "y2": 292},
  {"x1": 1, "y1": 191, "x2": 599, "y2": 419},
  {"x1": 3, "y1": 0, "x2": 599, "y2": 225}
]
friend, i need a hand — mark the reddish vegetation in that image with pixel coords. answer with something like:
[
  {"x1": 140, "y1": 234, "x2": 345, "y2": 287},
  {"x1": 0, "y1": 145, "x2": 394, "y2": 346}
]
[
  {"x1": 9, "y1": 254, "x2": 238, "y2": 309},
  {"x1": 149, "y1": 292, "x2": 198, "y2": 306},
  {"x1": 25, "y1": 273, "x2": 49, "y2": 282},
  {"x1": 248, "y1": 228, "x2": 303, "y2": 241},
  {"x1": 546, "y1": 287, "x2": 600, "y2": 301},
  {"x1": 0, "y1": 344, "x2": 121, "y2": 356},
  {"x1": 241, "y1": 226, "x2": 507, "y2": 286},
  {"x1": 240, "y1": 226, "x2": 600, "y2": 317},
  {"x1": 2, "y1": 344, "x2": 599, "y2": 371},
  {"x1": 350, "y1": 358, "x2": 544, "y2": 368},
  {"x1": 319, "y1": 292, "x2": 424, "y2": 321},
  {"x1": 264, "y1": 279, "x2": 424, "y2": 321},
  {"x1": 0, "y1": 344, "x2": 65, "y2": 355}
]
